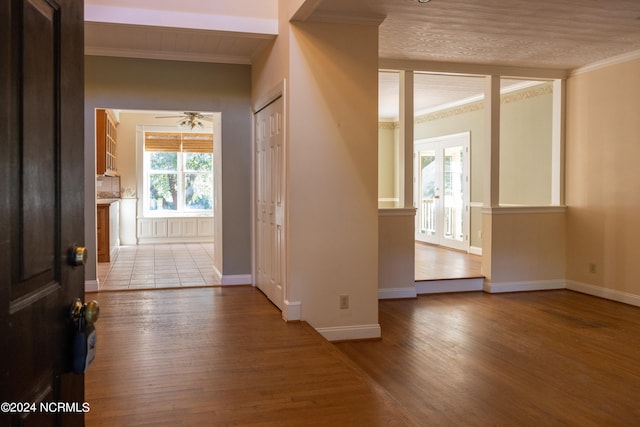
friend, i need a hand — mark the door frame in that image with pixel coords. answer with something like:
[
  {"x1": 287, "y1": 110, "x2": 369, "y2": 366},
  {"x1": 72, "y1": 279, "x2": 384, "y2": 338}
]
[{"x1": 414, "y1": 131, "x2": 471, "y2": 252}]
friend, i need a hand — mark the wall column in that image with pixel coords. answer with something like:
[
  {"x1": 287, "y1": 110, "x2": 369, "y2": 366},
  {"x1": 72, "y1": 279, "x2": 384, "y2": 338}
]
[{"x1": 399, "y1": 70, "x2": 414, "y2": 208}]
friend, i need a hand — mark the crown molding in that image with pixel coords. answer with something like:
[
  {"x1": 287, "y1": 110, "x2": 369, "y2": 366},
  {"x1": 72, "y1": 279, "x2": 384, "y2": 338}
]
[
  {"x1": 306, "y1": 12, "x2": 385, "y2": 26},
  {"x1": 85, "y1": 5, "x2": 278, "y2": 35},
  {"x1": 85, "y1": 47, "x2": 252, "y2": 65},
  {"x1": 570, "y1": 49, "x2": 640, "y2": 76}
]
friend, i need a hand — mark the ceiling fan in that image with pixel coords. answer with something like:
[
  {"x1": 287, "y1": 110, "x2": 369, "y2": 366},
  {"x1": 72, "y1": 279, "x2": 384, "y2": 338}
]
[{"x1": 155, "y1": 111, "x2": 213, "y2": 130}]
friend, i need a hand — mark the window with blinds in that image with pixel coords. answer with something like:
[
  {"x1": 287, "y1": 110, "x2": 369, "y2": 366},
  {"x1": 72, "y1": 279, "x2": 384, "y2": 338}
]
[{"x1": 143, "y1": 132, "x2": 214, "y2": 214}]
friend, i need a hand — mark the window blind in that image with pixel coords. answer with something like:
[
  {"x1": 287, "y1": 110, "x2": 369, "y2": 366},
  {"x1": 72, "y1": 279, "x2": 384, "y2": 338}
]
[{"x1": 145, "y1": 132, "x2": 213, "y2": 152}]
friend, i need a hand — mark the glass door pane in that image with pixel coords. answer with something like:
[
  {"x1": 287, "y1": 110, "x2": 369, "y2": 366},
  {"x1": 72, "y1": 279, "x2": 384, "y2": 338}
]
[
  {"x1": 418, "y1": 150, "x2": 437, "y2": 242},
  {"x1": 415, "y1": 133, "x2": 470, "y2": 251},
  {"x1": 443, "y1": 145, "x2": 465, "y2": 245}
]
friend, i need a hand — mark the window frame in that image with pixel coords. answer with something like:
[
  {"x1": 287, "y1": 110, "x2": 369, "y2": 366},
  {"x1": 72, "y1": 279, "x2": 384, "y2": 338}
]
[{"x1": 142, "y1": 131, "x2": 214, "y2": 216}]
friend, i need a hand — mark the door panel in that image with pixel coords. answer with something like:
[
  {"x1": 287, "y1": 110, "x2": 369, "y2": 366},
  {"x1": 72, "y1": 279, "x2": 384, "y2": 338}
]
[
  {"x1": 415, "y1": 133, "x2": 470, "y2": 252},
  {"x1": 442, "y1": 144, "x2": 466, "y2": 247},
  {"x1": 1, "y1": 0, "x2": 85, "y2": 425},
  {"x1": 255, "y1": 97, "x2": 285, "y2": 310},
  {"x1": 416, "y1": 148, "x2": 438, "y2": 244}
]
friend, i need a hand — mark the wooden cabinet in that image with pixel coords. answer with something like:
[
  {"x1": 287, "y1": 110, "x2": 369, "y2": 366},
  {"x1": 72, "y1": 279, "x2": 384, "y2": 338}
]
[
  {"x1": 97, "y1": 201, "x2": 120, "y2": 262},
  {"x1": 96, "y1": 108, "x2": 118, "y2": 175},
  {"x1": 97, "y1": 205, "x2": 109, "y2": 262}
]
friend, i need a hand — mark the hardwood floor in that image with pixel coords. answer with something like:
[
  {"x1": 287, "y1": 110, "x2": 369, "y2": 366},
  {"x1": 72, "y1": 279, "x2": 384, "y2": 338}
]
[
  {"x1": 85, "y1": 287, "x2": 640, "y2": 426},
  {"x1": 335, "y1": 290, "x2": 640, "y2": 426},
  {"x1": 415, "y1": 243, "x2": 483, "y2": 281},
  {"x1": 84, "y1": 286, "x2": 414, "y2": 426}
]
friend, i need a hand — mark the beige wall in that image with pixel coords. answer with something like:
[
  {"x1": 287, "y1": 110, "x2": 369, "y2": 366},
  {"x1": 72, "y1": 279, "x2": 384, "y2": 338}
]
[
  {"x1": 483, "y1": 208, "x2": 566, "y2": 291},
  {"x1": 253, "y1": 8, "x2": 381, "y2": 339},
  {"x1": 288, "y1": 21, "x2": 380, "y2": 337},
  {"x1": 500, "y1": 82, "x2": 553, "y2": 205},
  {"x1": 378, "y1": 211, "x2": 415, "y2": 297},
  {"x1": 378, "y1": 123, "x2": 397, "y2": 206},
  {"x1": 566, "y1": 58, "x2": 640, "y2": 300},
  {"x1": 251, "y1": 0, "x2": 291, "y2": 106}
]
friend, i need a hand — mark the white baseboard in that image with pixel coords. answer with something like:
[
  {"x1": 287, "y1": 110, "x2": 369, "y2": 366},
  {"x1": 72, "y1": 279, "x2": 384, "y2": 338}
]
[
  {"x1": 315, "y1": 324, "x2": 381, "y2": 342},
  {"x1": 283, "y1": 299, "x2": 301, "y2": 321},
  {"x1": 378, "y1": 287, "x2": 417, "y2": 299},
  {"x1": 213, "y1": 266, "x2": 222, "y2": 282},
  {"x1": 221, "y1": 274, "x2": 252, "y2": 286},
  {"x1": 469, "y1": 246, "x2": 483, "y2": 256},
  {"x1": 416, "y1": 278, "x2": 484, "y2": 294},
  {"x1": 567, "y1": 280, "x2": 640, "y2": 308},
  {"x1": 484, "y1": 279, "x2": 565, "y2": 293},
  {"x1": 85, "y1": 280, "x2": 99, "y2": 293}
]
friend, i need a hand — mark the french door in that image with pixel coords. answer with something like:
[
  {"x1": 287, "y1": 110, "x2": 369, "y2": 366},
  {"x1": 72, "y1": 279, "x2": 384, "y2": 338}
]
[{"x1": 414, "y1": 132, "x2": 470, "y2": 251}]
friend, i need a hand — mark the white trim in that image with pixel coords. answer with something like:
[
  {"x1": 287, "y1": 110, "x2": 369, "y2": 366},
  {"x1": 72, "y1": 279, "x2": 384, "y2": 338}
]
[
  {"x1": 567, "y1": 281, "x2": 640, "y2": 308},
  {"x1": 483, "y1": 279, "x2": 565, "y2": 293},
  {"x1": 378, "y1": 287, "x2": 418, "y2": 300},
  {"x1": 85, "y1": 280, "x2": 99, "y2": 293},
  {"x1": 315, "y1": 324, "x2": 381, "y2": 342},
  {"x1": 254, "y1": 80, "x2": 285, "y2": 113},
  {"x1": 469, "y1": 246, "x2": 482, "y2": 256},
  {"x1": 483, "y1": 206, "x2": 567, "y2": 215},
  {"x1": 85, "y1": 5, "x2": 278, "y2": 35},
  {"x1": 379, "y1": 59, "x2": 568, "y2": 80},
  {"x1": 85, "y1": 46, "x2": 254, "y2": 65},
  {"x1": 571, "y1": 49, "x2": 640, "y2": 76},
  {"x1": 416, "y1": 278, "x2": 484, "y2": 294},
  {"x1": 551, "y1": 79, "x2": 566, "y2": 205},
  {"x1": 221, "y1": 274, "x2": 252, "y2": 286},
  {"x1": 469, "y1": 201, "x2": 484, "y2": 208},
  {"x1": 283, "y1": 300, "x2": 301, "y2": 321},
  {"x1": 378, "y1": 197, "x2": 400, "y2": 203},
  {"x1": 378, "y1": 207, "x2": 416, "y2": 217}
]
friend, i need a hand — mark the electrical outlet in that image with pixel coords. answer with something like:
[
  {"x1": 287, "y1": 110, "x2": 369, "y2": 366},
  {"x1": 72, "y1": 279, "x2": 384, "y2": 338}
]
[
  {"x1": 339, "y1": 295, "x2": 349, "y2": 310},
  {"x1": 589, "y1": 263, "x2": 597, "y2": 274}
]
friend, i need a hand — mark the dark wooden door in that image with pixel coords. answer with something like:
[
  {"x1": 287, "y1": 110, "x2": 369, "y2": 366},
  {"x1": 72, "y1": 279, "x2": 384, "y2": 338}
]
[{"x1": 0, "y1": 0, "x2": 86, "y2": 426}]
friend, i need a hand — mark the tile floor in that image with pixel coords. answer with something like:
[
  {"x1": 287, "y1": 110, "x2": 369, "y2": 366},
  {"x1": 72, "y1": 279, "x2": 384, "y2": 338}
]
[{"x1": 97, "y1": 243, "x2": 220, "y2": 291}]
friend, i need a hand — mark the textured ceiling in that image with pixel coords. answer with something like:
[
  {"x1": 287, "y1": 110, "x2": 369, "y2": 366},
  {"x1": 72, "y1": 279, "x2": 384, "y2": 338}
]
[
  {"x1": 84, "y1": 0, "x2": 640, "y2": 118},
  {"x1": 308, "y1": 0, "x2": 640, "y2": 120},
  {"x1": 312, "y1": 0, "x2": 640, "y2": 70}
]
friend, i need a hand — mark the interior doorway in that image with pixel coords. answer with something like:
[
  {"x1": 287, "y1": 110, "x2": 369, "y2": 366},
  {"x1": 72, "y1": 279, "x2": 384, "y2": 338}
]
[
  {"x1": 94, "y1": 109, "x2": 221, "y2": 291},
  {"x1": 414, "y1": 132, "x2": 470, "y2": 252}
]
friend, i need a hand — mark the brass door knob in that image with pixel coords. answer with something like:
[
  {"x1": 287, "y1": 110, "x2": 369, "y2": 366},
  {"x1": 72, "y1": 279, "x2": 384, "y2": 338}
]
[
  {"x1": 84, "y1": 300, "x2": 100, "y2": 324},
  {"x1": 70, "y1": 298, "x2": 100, "y2": 324},
  {"x1": 68, "y1": 245, "x2": 87, "y2": 266}
]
